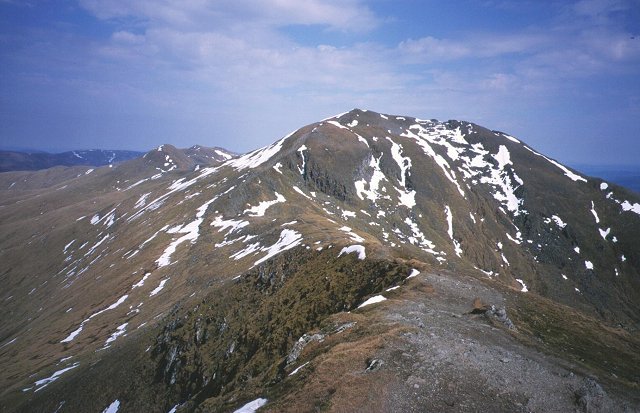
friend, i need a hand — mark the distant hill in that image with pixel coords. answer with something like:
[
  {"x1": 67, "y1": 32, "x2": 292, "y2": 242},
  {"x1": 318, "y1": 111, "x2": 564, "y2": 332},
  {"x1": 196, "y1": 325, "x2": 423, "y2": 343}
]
[
  {"x1": 0, "y1": 149, "x2": 144, "y2": 172},
  {"x1": 0, "y1": 146, "x2": 238, "y2": 173},
  {"x1": 573, "y1": 164, "x2": 640, "y2": 193}
]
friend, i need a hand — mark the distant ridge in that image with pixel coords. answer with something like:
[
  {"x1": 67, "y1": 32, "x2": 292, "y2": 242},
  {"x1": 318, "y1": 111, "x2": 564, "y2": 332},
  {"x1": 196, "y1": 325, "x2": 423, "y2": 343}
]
[
  {"x1": 0, "y1": 145, "x2": 238, "y2": 173},
  {"x1": 0, "y1": 149, "x2": 144, "y2": 172},
  {"x1": 572, "y1": 164, "x2": 640, "y2": 193}
]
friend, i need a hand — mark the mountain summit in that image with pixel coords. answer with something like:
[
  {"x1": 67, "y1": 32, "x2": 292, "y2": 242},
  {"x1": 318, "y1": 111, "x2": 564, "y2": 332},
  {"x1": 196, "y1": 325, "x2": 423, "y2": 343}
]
[{"x1": 1, "y1": 109, "x2": 639, "y2": 412}]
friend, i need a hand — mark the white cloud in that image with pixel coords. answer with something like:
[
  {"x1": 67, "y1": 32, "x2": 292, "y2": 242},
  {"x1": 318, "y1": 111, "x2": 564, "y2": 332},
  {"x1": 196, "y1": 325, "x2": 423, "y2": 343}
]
[
  {"x1": 398, "y1": 33, "x2": 548, "y2": 62},
  {"x1": 573, "y1": 0, "x2": 630, "y2": 17},
  {"x1": 399, "y1": 36, "x2": 471, "y2": 60},
  {"x1": 6, "y1": 0, "x2": 635, "y2": 163},
  {"x1": 79, "y1": 0, "x2": 378, "y2": 32},
  {"x1": 78, "y1": 0, "x2": 638, "y2": 104}
]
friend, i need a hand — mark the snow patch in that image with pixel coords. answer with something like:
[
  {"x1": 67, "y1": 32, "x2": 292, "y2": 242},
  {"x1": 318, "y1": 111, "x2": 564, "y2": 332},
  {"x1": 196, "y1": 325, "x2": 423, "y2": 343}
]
[
  {"x1": 444, "y1": 205, "x2": 462, "y2": 257},
  {"x1": 292, "y1": 185, "x2": 312, "y2": 200},
  {"x1": 523, "y1": 146, "x2": 587, "y2": 182},
  {"x1": 63, "y1": 240, "x2": 76, "y2": 254},
  {"x1": 387, "y1": 137, "x2": 412, "y2": 189},
  {"x1": 85, "y1": 234, "x2": 110, "y2": 257},
  {"x1": 227, "y1": 131, "x2": 291, "y2": 171},
  {"x1": 403, "y1": 217, "x2": 440, "y2": 255},
  {"x1": 150, "y1": 279, "x2": 168, "y2": 296},
  {"x1": 102, "y1": 400, "x2": 121, "y2": 413},
  {"x1": 493, "y1": 145, "x2": 512, "y2": 169},
  {"x1": 479, "y1": 147, "x2": 524, "y2": 215},
  {"x1": 104, "y1": 323, "x2": 128, "y2": 346},
  {"x1": 0, "y1": 337, "x2": 17, "y2": 348},
  {"x1": 401, "y1": 126, "x2": 466, "y2": 198},
  {"x1": 254, "y1": 229, "x2": 303, "y2": 266},
  {"x1": 211, "y1": 215, "x2": 249, "y2": 235},
  {"x1": 61, "y1": 294, "x2": 129, "y2": 343},
  {"x1": 326, "y1": 120, "x2": 349, "y2": 130},
  {"x1": 157, "y1": 199, "x2": 215, "y2": 267},
  {"x1": 244, "y1": 192, "x2": 286, "y2": 217},
  {"x1": 214, "y1": 149, "x2": 234, "y2": 160},
  {"x1": 407, "y1": 269, "x2": 420, "y2": 279},
  {"x1": 128, "y1": 166, "x2": 220, "y2": 222},
  {"x1": 506, "y1": 232, "x2": 522, "y2": 244},
  {"x1": 289, "y1": 361, "x2": 310, "y2": 376},
  {"x1": 338, "y1": 245, "x2": 366, "y2": 260},
  {"x1": 339, "y1": 226, "x2": 365, "y2": 243},
  {"x1": 135, "y1": 193, "x2": 150, "y2": 209},
  {"x1": 297, "y1": 145, "x2": 308, "y2": 175},
  {"x1": 551, "y1": 215, "x2": 567, "y2": 229},
  {"x1": 621, "y1": 200, "x2": 640, "y2": 215},
  {"x1": 31, "y1": 363, "x2": 80, "y2": 392},
  {"x1": 341, "y1": 209, "x2": 356, "y2": 219},
  {"x1": 358, "y1": 295, "x2": 387, "y2": 308},
  {"x1": 233, "y1": 398, "x2": 268, "y2": 413},
  {"x1": 516, "y1": 279, "x2": 528, "y2": 292},
  {"x1": 396, "y1": 189, "x2": 416, "y2": 209},
  {"x1": 590, "y1": 201, "x2": 600, "y2": 224},
  {"x1": 354, "y1": 155, "x2": 387, "y2": 203},
  {"x1": 132, "y1": 273, "x2": 150, "y2": 288},
  {"x1": 499, "y1": 133, "x2": 521, "y2": 143}
]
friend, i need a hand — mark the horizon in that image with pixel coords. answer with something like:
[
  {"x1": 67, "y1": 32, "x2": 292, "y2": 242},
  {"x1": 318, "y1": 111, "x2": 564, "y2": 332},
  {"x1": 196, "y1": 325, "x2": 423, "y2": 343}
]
[
  {"x1": 1, "y1": 1, "x2": 639, "y2": 166},
  {"x1": 3, "y1": 142, "x2": 640, "y2": 171}
]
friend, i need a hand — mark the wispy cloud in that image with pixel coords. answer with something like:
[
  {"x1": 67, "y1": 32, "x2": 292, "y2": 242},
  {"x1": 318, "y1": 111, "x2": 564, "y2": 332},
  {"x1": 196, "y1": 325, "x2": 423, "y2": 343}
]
[
  {"x1": 572, "y1": 0, "x2": 631, "y2": 17},
  {"x1": 78, "y1": 0, "x2": 379, "y2": 32}
]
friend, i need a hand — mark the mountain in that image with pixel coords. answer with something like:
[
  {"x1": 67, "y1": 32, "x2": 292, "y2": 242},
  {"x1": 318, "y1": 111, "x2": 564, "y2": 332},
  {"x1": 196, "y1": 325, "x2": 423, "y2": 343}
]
[
  {"x1": 0, "y1": 149, "x2": 145, "y2": 172},
  {"x1": 0, "y1": 145, "x2": 236, "y2": 173},
  {"x1": 1, "y1": 109, "x2": 639, "y2": 412}
]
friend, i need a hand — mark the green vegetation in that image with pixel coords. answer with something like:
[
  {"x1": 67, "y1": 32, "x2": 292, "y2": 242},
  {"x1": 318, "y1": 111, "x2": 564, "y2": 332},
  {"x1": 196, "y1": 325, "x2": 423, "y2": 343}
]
[
  {"x1": 508, "y1": 290, "x2": 640, "y2": 393},
  {"x1": 151, "y1": 247, "x2": 410, "y2": 411}
]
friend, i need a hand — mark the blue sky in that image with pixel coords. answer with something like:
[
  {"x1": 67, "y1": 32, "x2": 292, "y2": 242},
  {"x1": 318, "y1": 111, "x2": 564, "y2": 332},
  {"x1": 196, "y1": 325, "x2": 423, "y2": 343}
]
[{"x1": 1, "y1": 0, "x2": 639, "y2": 165}]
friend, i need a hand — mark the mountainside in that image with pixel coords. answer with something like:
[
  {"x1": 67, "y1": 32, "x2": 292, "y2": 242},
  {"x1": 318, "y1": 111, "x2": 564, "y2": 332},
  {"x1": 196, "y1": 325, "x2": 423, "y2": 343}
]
[{"x1": 1, "y1": 109, "x2": 639, "y2": 412}]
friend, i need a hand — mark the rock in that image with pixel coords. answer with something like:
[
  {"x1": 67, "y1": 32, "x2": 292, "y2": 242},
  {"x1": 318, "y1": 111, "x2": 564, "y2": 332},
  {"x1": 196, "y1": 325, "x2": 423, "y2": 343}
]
[
  {"x1": 365, "y1": 358, "x2": 384, "y2": 372},
  {"x1": 287, "y1": 322, "x2": 356, "y2": 364},
  {"x1": 287, "y1": 333, "x2": 324, "y2": 364},
  {"x1": 486, "y1": 305, "x2": 516, "y2": 330},
  {"x1": 575, "y1": 377, "x2": 605, "y2": 412}
]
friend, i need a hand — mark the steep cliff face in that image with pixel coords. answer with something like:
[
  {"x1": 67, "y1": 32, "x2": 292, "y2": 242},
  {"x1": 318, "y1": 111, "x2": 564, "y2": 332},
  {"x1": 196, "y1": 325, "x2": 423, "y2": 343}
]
[{"x1": 2, "y1": 109, "x2": 639, "y2": 412}]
